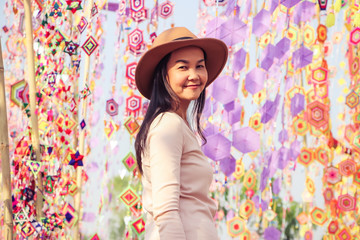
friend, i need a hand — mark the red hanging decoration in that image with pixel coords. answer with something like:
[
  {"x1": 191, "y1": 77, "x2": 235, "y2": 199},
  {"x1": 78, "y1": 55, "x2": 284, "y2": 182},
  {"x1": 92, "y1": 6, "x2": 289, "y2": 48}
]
[{"x1": 318, "y1": 0, "x2": 327, "y2": 10}]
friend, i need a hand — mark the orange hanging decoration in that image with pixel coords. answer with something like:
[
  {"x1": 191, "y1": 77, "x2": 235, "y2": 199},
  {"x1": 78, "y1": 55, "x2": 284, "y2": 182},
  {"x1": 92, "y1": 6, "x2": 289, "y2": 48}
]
[{"x1": 317, "y1": 24, "x2": 327, "y2": 43}]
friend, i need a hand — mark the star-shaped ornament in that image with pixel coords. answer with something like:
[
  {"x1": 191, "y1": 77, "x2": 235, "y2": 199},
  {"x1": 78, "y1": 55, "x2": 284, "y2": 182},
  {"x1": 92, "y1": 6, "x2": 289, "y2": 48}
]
[
  {"x1": 64, "y1": 40, "x2": 79, "y2": 56},
  {"x1": 66, "y1": 0, "x2": 83, "y2": 14},
  {"x1": 69, "y1": 151, "x2": 84, "y2": 169}
]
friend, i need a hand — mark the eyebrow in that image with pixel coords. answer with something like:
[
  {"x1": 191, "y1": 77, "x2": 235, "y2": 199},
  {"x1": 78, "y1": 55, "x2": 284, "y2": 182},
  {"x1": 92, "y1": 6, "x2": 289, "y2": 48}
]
[{"x1": 175, "y1": 59, "x2": 205, "y2": 64}]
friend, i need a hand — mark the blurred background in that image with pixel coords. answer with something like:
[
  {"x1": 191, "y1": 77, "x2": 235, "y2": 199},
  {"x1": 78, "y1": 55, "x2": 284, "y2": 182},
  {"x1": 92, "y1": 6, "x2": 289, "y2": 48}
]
[{"x1": 0, "y1": 0, "x2": 359, "y2": 239}]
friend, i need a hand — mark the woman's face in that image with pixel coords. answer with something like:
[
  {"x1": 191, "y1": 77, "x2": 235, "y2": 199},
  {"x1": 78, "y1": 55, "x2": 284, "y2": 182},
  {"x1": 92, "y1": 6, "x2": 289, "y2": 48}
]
[{"x1": 166, "y1": 46, "x2": 208, "y2": 107}]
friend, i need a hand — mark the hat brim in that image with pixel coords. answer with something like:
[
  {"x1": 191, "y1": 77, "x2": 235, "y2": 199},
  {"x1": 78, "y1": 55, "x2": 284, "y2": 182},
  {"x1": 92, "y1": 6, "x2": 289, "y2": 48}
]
[{"x1": 135, "y1": 38, "x2": 228, "y2": 99}]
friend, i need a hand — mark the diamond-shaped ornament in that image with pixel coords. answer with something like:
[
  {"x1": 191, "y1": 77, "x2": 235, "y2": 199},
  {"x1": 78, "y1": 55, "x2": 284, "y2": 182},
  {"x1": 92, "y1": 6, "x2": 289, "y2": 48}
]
[
  {"x1": 124, "y1": 117, "x2": 140, "y2": 135},
  {"x1": 119, "y1": 187, "x2": 139, "y2": 208},
  {"x1": 130, "y1": 216, "x2": 145, "y2": 237},
  {"x1": 81, "y1": 36, "x2": 98, "y2": 56},
  {"x1": 122, "y1": 152, "x2": 137, "y2": 172}
]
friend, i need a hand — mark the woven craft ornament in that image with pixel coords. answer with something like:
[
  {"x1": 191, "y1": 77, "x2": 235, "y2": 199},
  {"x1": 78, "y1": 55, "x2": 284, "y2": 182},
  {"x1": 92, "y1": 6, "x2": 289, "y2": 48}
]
[
  {"x1": 350, "y1": 27, "x2": 360, "y2": 45},
  {"x1": 130, "y1": 201, "x2": 142, "y2": 217},
  {"x1": 345, "y1": 91, "x2": 360, "y2": 109},
  {"x1": 325, "y1": 166, "x2": 342, "y2": 185},
  {"x1": 106, "y1": 99, "x2": 119, "y2": 117},
  {"x1": 126, "y1": 95, "x2": 142, "y2": 117},
  {"x1": 354, "y1": 167, "x2": 360, "y2": 186},
  {"x1": 353, "y1": 112, "x2": 360, "y2": 124},
  {"x1": 130, "y1": 216, "x2": 145, "y2": 237},
  {"x1": 49, "y1": 1, "x2": 63, "y2": 18},
  {"x1": 20, "y1": 221, "x2": 36, "y2": 238},
  {"x1": 239, "y1": 200, "x2": 255, "y2": 220},
  {"x1": 232, "y1": 160, "x2": 244, "y2": 180},
  {"x1": 130, "y1": 0, "x2": 144, "y2": 12},
  {"x1": 159, "y1": 1, "x2": 174, "y2": 19},
  {"x1": 131, "y1": 8, "x2": 148, "y2": 22},
  {"x1": 304, "y1": 230, "x2": 312, "y2": 240},
  {"x1": 27, "y1": 161, "x2": 42, "y2": 175},
  {"x1": 323, "y1": 188, "x2": 334, "y2": 204},
  {"x1": 119, "y1": 186, "x2": 139, "y2": 208},
  {"x1": 227, "y1": 217, "x2": 245, "y2": 237},
  {"x1": 77, "y1": 16, "x2": 88, "y2": 33},
  {"x1": 243, "y1": 169, "x2": 256, "y2": 190},
  {"x1": 66, "y1": 0, "x2": 82, "y2": 13},
  {"x1": 239, "y1": 229, "x2": 251, "y2": 240},
  {"x1": 311, "y1": 67, "x2": 328, "y2": 85},
  {"x1": 337, "y1": 194, "x2": 356, "y2": 211},
  {"x1": 336, "y1": 228, "x2": 352, "y2": 240},
  {"x1": 315, "y1": 146, "x2": 331, "y2": 166},
  {"x1": 90, "y1": 233, "x2": 100, "y2": 240},
  {"x1": 128, "y1": 28, "x2": 144, "y2": 50},
  {"x1": 296, "y1": 212, "x2": 309, "y2": 225},
  {"x1": 292, "y1": 116, "x2": 309, "y2": 136},
  {"x1": 317, "y1": 24, "x2": 327, "y2": 43},
  {"x1": 282, "y1": 24, "x2": 299, "y2": 46},
  {"x1": 82, "y1": 36, "x2": 99, "y2": 56},
  {"x1": 10, "y1": 80, "x2": 27, "y2": 107},
  {"x1": 122, "y1": 152, "x2": 137, "y2": 172},
  {"x1": 338, "y1": 158, "x2": 356, "y2": 176},
  {"x1": 249, "y1": 113, "x2": 263, "y2": 131},
  {"x1": 306, "y1": 100, "x2": 329, "y2": 129},
  {"x1": 327, "y1": 220, "x2": 339, "y2": 234},
  {"x1": 310, "y1": 207, "x2": 328, "y2": 226},
  {"x1": 306, "y1": 177, "x2": 315, "y2": 194},
  {"x1": 64, "y1": 40, "x2": 79, "y2": 56},
  {"x1": 104, "y1": 120, "x2": 119, "y2": 140},
  {"x1": 263, "y1": 209, "x2": 277, "y2": 221},
  {"x1": 297, "y1": 148, "x2": 313, "y2": 167},
  {"x1": 303, "y1": 25, "x2": 316, "y2": 47},
  {"x1": 350, "y1": 57, "x2": 360, "y2": 76},
  {"x1": 61, "y1": 203, "x2": 78, "y2": 227}
]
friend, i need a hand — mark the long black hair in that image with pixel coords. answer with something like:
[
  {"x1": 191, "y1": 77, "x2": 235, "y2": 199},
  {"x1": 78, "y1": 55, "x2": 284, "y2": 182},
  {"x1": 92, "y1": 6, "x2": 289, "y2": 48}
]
[{"x1": 135, "y1": 51, "x2": 207, "y2": 174}]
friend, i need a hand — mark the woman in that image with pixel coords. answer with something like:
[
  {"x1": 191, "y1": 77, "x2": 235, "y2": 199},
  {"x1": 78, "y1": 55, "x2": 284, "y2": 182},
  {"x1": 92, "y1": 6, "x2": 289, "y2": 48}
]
[{"x1": 134, "y1": 27, "x2": 228, "y2": 240}]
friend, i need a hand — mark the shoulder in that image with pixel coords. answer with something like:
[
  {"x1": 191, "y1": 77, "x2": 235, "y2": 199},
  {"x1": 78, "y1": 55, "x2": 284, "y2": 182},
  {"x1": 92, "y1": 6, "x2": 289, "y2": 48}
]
[
  {"x1": 151, "y1": 112, "x2": 184, "y2": 131},
  {"x1": 147, "y1": 112, "x2": 185, "y2": 146}
]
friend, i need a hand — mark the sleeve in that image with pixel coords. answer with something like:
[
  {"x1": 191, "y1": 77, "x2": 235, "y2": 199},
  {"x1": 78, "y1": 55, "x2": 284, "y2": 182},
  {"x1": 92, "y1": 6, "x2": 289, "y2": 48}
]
[{"x1": 148, "y1": 114, "x2": 186, "y2": 239}]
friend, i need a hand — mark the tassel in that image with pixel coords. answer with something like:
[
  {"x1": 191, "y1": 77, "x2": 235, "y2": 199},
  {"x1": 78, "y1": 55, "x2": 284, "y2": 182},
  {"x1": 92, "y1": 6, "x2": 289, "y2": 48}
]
[
  {"x1": 334, "y1": 0, "x2": 342, "y2": 13},
  {"x1": 326, "y1": 12, "x2": 335, "y2": 27}
]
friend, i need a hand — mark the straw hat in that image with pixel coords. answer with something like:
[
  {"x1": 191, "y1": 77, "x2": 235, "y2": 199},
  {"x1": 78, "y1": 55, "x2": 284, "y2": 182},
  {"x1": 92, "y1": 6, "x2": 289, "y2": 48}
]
[{"x1": 135, "y1": 27, "x2": 228, "y2": 99}]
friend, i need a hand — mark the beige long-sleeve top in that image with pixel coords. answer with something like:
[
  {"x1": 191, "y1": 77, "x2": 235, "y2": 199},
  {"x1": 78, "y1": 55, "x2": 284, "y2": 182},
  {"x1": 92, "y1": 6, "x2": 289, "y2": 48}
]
[{"x1": 141, "y1": 112, "x2": 219, "y2": 240}]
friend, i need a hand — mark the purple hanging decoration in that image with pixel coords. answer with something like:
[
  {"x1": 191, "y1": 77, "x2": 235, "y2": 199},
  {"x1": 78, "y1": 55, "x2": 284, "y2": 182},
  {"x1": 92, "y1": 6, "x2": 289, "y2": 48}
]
[
  {"x1": 224, "y1": 101, "x2": 242, "y2": 125},
  {"x1": 290, "y1": 93, "x2": 305, "y2": 116},
  {"x1": 260, "y1": 44, "x2": 276, "y2": 71},
  {"x1": 277, "y1": 146, "x2": 290, "y2": 170},
  {"x1": 278, "y1": 129, "x2": 288, "y2": 143},
  {"x1": 274, "y1": 37, "x2": 291, "y2": 65},
  {"x1": 202, "y1": 133, "x2": 232, "y2": 161},
  {"x1": 245, "y1": 67, "x2": 265, "y2": 94},
  {"x1": 206, "y1": 17, "x2": 226, "y2": 39},
  {"x1": 233, "y1": 48, "x2": 247, "y2": 72},
  {"x1": 220, "y1": 155, "x2": 236, "y2": 176},
  {"x1": 212, "y1": 76, "x2": 239, "y2": 105},
  {"x1": 252, "y1": 9, "x2": 271, "y2": 37}
]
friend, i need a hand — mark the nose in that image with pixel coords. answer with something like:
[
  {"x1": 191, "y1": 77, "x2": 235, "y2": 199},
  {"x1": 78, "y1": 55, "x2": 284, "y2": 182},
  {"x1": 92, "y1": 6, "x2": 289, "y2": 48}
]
[{"x1": 188, "y1": 68, "x2": 199, "y2": 81}]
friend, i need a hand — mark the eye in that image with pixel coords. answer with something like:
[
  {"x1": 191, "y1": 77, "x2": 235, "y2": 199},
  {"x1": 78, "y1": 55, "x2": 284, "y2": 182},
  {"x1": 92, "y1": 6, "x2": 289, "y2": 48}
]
[
  {"x1": 178, "y1": 66, "x2": 187, "y2": 70},
  {"x1": 197, "y1": 64, "x2": 205, "y2": 69}
]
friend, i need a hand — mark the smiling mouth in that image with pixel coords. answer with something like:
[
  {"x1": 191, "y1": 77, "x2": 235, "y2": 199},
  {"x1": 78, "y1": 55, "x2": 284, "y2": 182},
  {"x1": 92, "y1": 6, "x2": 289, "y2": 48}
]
[{"x1": 185, "y1": 84, "x2": 201, "y2": 87}]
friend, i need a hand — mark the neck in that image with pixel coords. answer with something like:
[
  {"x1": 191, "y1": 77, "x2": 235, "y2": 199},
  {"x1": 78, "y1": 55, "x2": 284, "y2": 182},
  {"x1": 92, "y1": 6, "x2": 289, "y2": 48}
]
[{"x1": 174, "y1": 100, "x2": 190, "y2": 121}]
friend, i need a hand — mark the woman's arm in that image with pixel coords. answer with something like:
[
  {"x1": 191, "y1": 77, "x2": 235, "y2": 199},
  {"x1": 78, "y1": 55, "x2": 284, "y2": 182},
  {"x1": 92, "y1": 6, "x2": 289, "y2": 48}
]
[{"x1": 148, "y1": 113, "x2": 186, "y2": 239}]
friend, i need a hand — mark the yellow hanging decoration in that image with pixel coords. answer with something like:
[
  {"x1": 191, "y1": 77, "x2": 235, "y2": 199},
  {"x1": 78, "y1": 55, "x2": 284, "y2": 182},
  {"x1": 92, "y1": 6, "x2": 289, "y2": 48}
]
[
  {"x1": 334, "y1": 0, "x2": 342, "y2": 13},
  {"x1": 353, "y1": 11, "x2": 360, "y2": 27},
  {"x1": 326, "y1": 12, "x2": 335, "y2": 27}
]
